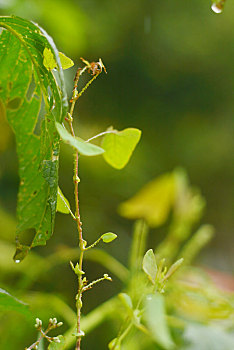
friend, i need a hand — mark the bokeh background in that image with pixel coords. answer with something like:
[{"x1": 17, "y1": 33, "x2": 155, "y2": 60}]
[{"x1": 0, "y1": 0, "x2": 233, "y2": 348}]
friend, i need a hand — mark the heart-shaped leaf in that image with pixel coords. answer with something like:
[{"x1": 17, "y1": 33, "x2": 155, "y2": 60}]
[{"x1": 101, "y1": 128, "x2": 141, "y2": 169}]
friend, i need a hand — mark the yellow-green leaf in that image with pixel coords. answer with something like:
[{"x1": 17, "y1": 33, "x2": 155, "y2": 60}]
[
  {"x1": 56, "y1": 187, "x2": 70, "y2": 214},
  {"x1": 101, "y1": 232, "x2": 117, "y2": 243},
  {"x1": 43, "y1": 47, "x2": 74, "y2": 70},
  {"x1": 118, "y1": 173, "x2": 175, "y2": 227},
  {"x1": 59, "y1": 52, "x2": 74, "y2": 70},
  {"x1": 101, "y1": 128, "x2": 141, "y2": 169}
]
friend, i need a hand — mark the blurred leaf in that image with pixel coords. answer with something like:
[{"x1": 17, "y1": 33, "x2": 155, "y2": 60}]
[
  {"x1": 118, "y1": 293, "x2": 133, "y2": 310},
  {"x1": 101, "y1": 128, "x2": 141, "y2": 169},
  {"x1": 142, "y1": 249, "x2": 157, "y2": 284},
  {"x1": 119, "y1": 173, "x2": 175, "y2": 226},
  {"x1": 108, "y1": 337, "x2": 121, "y2": 350},
  {"x1": 183, "y1": 323, "x2": 234, "y2": 350},
  {"x1": 164, "y1": 258, "x2": 184, "y2": 280},
  {"x1": 43, "y1": 48, "x2": 74, "y2": 70},
  {"x1": 0, "y1": 288, "x2": 29, "y2": 315},
  {"x1": 57, "y1": 187, "x2": 70, "y2": 214},
  {"x1": 101, "y1": 232, "x2": 117, "y2": 243},
  {"x1": 174, "y1": 168, "x2": 205, "y2": 224},
  {"x1": 129, "y1": 220, "x2": 149, "y2": 272},
  {"x1": 145, "y1": 294, "x2": 174, "y2": 349},
  {"x1": 56, "y1": 122, "x2": 104, "y2": 156},
  {"x1": 48, "y1": 335, "x2": 65, "y2": 349},
  {"x1": 0, "y1": 16, "x2": 68, "y2": 256}
]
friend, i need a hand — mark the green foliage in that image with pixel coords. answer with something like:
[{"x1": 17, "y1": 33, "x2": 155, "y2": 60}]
[
  {"x1": 0, "y1": 288, "x2": 29, "y2": 316},
  {"x1": 0, "y1": 16, "x2": 68, "y2": 259},
  {"x1": 43, "y1": 48, "x2": 74, "y2": 71},
  {"x1": 145, "y1": 294, "x2": 174, "y2": 349},
  {"x1": 101, "y1": 232, "x2": 117, "y2": 243},
  {"x1": 56, "y1": 187, "x2": 70, "y2": 214},
  {"x1": 102, "y1": 128, "x2": 141, "y2": 169},
  {"x1": 142, "y1": 249, "x2": 157, "y2": 284},
  {"x1": 119, "y1": 172, "x2": 175, "y2": 226},
  {"x1": 56, "y1": 122, "x2": 105, "y2": 156},
  {"x1": 0, "y1": 11, "x2": 233, "y2": 350}
]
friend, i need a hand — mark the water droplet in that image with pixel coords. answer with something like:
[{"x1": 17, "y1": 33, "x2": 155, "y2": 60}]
[
  {"x1": 15, "y1": 259, "x2": 21, "y2": 264},
  {"x1": 211, "y1": 1, "x2": 224, "y2": 13}
]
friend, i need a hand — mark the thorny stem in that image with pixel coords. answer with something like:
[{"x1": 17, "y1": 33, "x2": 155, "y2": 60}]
[{"x1": 66, "y1": 59, "x2": 105, "y2": 350}]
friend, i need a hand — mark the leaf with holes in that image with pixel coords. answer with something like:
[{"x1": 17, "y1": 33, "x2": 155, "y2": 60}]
[{"x1": 0, "y1": 16, "x2": 68, "y2": 260}]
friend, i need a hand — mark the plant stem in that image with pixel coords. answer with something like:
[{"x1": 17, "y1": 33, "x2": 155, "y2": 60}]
[{"x1": 67, "y1": 67, "x2": 85, "y2": 350}]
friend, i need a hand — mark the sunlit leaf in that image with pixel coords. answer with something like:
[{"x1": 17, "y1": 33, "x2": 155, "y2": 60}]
[
  {"x1": 142, "y1": 249, "x2": 157, "y2": 284},
  {"x1": 101, "y1": 232, "x2": 117, "y2": 243},
  {"x1": 57, "y1": 187, "x2": 70, "y2": 214},
  {"x1": 101, "y1": 128, "x2": 141, "y2": 169},
  {"x1": 43, "y1": 47, "x2": 74, "y2": 70},
  {"x1": 56, "y1": 122, "x2": 104, "y2": 156},
  {"x1": 59, "y1": 52, "x2": 74, "y2": 70},
  {"x1": 119, "y1": 173, "x2": 175, "y2": 226},
  {"x1": 145, "y1": 294, "x2": 174, "y2": 349}
]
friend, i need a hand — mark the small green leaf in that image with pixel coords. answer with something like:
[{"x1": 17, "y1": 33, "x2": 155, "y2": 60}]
[
  {"x1": 145, "y1": 294, "x2": 174, "y2": 349},
  {"x1": 142, "y1": 249, "x2": 157, "y2": 284},
  {"x1": 118, "y1": 293, "x2": 133, "y2": 310},
  {"x1": 101, "y1": 232, "x2": 117, "y2": 243},
  {"x1": 59, "y1": 52, "x2": 74, "y2": 70},
  {"x1": 57, "y1": 187, "x2": 70, "y2": 214},
  {"x1": 102, "y1": 128, "x2": 141, "y2": 169},
  {"x1": 43, "y1": 47, "x2": 56, "y2": 70},
  {"x1": 48, "y1": 335, "x2": 65, "y2": 350},
  {"x1": 56, "y1": 122, "x2": 104, "y2": 156},
  {"x1": 0, "y1": 288, "x2": 29, "y2": 315},
  {"x1": 43, "y1": 47, "x2": 74, "y2": 71},
  {"x1": 164, "y1": 258, "x2": 184, "y2": 280}
]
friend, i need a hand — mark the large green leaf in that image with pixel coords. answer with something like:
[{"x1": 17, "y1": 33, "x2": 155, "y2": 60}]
[
  {"x1": 0, "y1": 16, "x2": 68, "y2": 260},
  {"x1": 0, "y1": 288, "x2": 29, "y2": 315},
  {"x1": 101, "y1": 128, "x2": 141, "y2": 169}
]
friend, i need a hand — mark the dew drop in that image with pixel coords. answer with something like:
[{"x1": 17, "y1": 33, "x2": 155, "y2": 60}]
[
  {"x1": 211, "y1": 1, "x2": 224, "y2": 13},
  {"x1": 15, "y1": 259, "x2": 21, "y2": 264}
]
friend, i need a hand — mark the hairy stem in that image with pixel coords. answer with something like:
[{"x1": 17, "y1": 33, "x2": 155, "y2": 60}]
[{"x1": 66, "y1": 63, "x2": 102, "y2": 350}]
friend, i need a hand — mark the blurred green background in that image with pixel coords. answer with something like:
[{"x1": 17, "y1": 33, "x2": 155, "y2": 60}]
[{"x1": 0, "y1": 0, "x2": 233, "y2": 348}]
